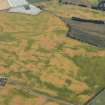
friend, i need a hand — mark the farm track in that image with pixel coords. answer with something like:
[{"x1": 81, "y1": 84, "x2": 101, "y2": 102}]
[{"x1": 8, "y1": 80, "x2": 74, "y2": 105}]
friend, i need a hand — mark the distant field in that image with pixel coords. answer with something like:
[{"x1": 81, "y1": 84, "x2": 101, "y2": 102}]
[
  {"x1": 28, "y1": 0, "x2": 50, "y2": 3},
  {"x1": 0, "y1": 1, "x2": 105, "y2": 105},
  {"x1": 44, "y1": 0, "x2": 105, "y2": 20}
]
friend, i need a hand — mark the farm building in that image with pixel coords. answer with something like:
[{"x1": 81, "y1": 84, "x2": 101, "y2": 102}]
[
  {"x1": 0, "y1": 0, "x2": 28, "y2": 10},
  {"x1": 66, "y1": 17, "x2": 105, "y2": 48},
  {"x1": 0, "y1": 0, "x2": 42, "y2": 15},
  {"x1": 9, "y1": 5, "x2": 42, "y2": 15}
]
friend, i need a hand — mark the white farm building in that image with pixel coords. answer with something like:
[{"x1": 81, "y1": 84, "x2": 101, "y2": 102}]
[{"x1": 0, "y1": 0, "x2": 42, "y2": 15}]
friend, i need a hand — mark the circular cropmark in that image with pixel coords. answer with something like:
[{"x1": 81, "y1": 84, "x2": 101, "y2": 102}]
[{"x1": 98, "y1": 1, "x2": 105, "y2": 11}]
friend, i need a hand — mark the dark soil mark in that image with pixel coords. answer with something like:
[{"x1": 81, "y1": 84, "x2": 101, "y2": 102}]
[{"x1": 65, "y1": 17, "x2": 105, "y2": 48}]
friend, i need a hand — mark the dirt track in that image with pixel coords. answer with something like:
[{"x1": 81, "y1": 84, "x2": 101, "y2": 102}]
[{"x1": 8, "y1": 80, "x2": 74, "y2": 105}]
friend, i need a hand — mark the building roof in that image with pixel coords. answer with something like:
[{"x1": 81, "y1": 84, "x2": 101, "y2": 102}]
[
  {"x1": 8, "y1": 0, "x2": 28, "y2": 7},
  {"x1": 0, "y1": 0, "x2": 10, "y2": 10},
  {"x1": 0, "y1": 0, "x2": 42, "y2": 15},
  {"x1": 9, "y1": 4, "x2": 42, "y2": 15},
  {"x1": 0, "y1": 0, "x2": 29, "y2": 10}
]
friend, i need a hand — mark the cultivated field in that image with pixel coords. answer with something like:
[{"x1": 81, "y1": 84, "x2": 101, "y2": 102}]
[{"x1": 0, "y1": 1, "x2": 105, "y2": 105}]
